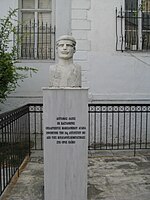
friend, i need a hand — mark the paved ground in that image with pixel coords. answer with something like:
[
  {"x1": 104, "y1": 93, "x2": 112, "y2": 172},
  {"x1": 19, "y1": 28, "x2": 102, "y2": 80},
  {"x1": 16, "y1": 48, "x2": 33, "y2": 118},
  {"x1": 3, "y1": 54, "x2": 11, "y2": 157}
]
[
  {"x1": 1, "y1": 150, "x2": 150, "y2": 200},
  {"x1": 88, "y1": 151, "x2": 150, "y2": 200}
]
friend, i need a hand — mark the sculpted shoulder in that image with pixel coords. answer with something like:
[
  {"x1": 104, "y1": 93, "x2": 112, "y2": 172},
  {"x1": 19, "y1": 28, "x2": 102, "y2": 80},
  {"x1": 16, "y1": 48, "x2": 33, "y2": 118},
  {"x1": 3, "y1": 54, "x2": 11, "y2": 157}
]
[{"x1": 49, "y1": 64, "x2": 58, "y2": 72}]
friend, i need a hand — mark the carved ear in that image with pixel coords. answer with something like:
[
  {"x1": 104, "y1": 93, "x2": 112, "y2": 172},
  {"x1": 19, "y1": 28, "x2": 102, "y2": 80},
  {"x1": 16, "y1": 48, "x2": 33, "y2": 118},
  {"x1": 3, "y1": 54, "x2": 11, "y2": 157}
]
[{"x1": 73, "y1": 47, "x2": 76, "y2": 53}]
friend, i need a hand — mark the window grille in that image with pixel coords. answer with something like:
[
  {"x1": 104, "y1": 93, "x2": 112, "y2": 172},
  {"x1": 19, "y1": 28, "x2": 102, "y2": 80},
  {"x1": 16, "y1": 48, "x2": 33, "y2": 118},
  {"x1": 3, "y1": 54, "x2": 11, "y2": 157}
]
[
  {"x1": 17, "y1": 0, "x2": 55, "y2": 60},
  {"x1": 116, "y1": 0, "x2": 150, "y2": 51}
]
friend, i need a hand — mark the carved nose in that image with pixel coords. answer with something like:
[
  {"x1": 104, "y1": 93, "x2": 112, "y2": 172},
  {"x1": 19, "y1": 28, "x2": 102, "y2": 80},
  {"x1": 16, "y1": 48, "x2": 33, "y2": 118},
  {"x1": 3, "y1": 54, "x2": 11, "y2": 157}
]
[{"x1": 63, "y1": 44, "x2": 67, "y2": 50}]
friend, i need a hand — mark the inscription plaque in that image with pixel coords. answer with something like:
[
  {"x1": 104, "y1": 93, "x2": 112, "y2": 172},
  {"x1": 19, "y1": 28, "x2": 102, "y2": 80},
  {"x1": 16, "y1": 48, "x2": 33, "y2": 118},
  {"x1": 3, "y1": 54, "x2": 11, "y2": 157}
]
[{"x1": 43, "y1": 88, "x2": 88, "y2": 200}]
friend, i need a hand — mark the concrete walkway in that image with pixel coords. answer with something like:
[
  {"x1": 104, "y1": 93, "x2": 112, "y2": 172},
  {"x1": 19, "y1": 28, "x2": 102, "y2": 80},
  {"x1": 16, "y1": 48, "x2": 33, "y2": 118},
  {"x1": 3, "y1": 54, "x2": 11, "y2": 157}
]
[{"x1": 1, "y1": 150, "x2": 150, "y2": 200}]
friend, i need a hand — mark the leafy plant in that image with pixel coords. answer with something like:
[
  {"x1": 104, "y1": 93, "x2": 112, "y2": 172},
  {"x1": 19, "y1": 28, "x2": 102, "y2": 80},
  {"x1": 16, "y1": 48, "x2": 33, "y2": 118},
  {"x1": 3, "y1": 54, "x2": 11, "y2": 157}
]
[{"x1": 0, "y1": 8, "x2": 37, "y2": 103}]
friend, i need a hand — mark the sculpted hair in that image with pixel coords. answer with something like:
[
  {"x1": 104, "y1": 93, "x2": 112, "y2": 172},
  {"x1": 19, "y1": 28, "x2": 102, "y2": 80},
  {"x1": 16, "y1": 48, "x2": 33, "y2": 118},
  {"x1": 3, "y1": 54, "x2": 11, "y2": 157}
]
[{"x1": 56, "y1": 35, "x2": 76, "y2": 50}]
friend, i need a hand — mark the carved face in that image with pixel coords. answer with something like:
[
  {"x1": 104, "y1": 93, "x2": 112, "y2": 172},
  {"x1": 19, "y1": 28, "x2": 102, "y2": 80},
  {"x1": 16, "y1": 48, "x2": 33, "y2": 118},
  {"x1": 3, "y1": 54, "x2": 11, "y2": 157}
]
[{"x1": 57, "y1": 40, "x2": 76, "y2": 60}]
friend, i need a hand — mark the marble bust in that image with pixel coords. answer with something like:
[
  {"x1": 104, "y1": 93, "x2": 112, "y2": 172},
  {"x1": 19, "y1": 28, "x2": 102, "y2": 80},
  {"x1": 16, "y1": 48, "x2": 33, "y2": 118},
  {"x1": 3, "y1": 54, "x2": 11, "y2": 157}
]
[{"x1": 49, "y1": 35, "x2": 81, "y2": 87}]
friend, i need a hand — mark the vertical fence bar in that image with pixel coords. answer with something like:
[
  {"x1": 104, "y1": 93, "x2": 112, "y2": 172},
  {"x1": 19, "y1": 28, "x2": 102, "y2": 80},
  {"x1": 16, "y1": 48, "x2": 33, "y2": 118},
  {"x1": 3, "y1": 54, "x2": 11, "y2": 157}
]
[
  {"x1": 100, "y1": 106, "x2": 102, "y2": 149},
  {"x1": 54, "y1": 26, "x2": 56, "y2": 60},
  {"x1": 4, "y1": 123, "x2": 8, "y2": 186},
  {"x1": 88, "y1": 106, "x2": 91, "y2": 149},
  {"x1": 123, "y1": 107, "x2": 126, "y2": 149},
  {"x1": 134, "y1": 107, "x2": 137, "y2": 156},
  {"x1": 2, "y1": 127, "x2": 5, "y2": 193},
  {"x1": 40, "y1": 111, "x2": 43, "y2": 150},
  {"x1": 37, "y1": 20, "x2": 39, "y2": 59},
  {"x1": 7, "y1": 120, "x2": 10, "y2": 183},
  {"x1": 28, "y1": 108, "x2": 31, "y2": 156},
  {"x1": 94, "y1": 107, "x2": 96, "y2": 149},
  {"x1": 16, "y1": 116, "x2": 20, "y2": 177},
  {"x1": 17, "y1": 24, "x2": 19, "y2": 59},
  {"x1": 112, "y1": 106, "x2": 114, "y2": 149},
  {"x1": 46, "y1": 23, "x2": 48, "y2": 59},
  {"x1": 129, "y1": 108, "x2": 131, "y2": 149},
  {"x1": 33, "y1": 19, "x2": 36, "y2": 59},
  {"x1": 10, "y1": 121, "x2": 16, "y2": 174},
  {"x1": 116, "y1": 7, "x2": 118, "y2": 51},
  {"x1": 146, "y1": 14, "x2": 149, "y2": 49},
  {"x1": 117, "y1": 106, "x2": 120, "y2": 149},
  {"x1": 106, "y1": 107, "x2": 108, "y2": 149},
  {"x1": 42, "y1": 21, "x2": 44, "y2": 59},
  {"x1": 17, "y1": 117, "x2": 21, "y2": 169},
  {"x1": 120, "y1": 6, "x2": 124, "y2": 52},
  {"x1": 25, "y1": 24, "x2": 28, "y2": 58},
  {"x1": 29, "y1": 20, "x2": 32, "y2": 59},
  {"x1": 21, "y1": 24, "x2": 23, "y2": 58},
  {"x1": 145, "y1": 106, "x2": 148, "y2": 148},
  {"x1": 34, "y1": 106, "x2": 37, "y2": 150},
  {"x1": 140, "y1": 107, "x2": 143, "y2": 149},
  {"x1": 49, "y1": 24, "x2": 52, "y2": 59}
]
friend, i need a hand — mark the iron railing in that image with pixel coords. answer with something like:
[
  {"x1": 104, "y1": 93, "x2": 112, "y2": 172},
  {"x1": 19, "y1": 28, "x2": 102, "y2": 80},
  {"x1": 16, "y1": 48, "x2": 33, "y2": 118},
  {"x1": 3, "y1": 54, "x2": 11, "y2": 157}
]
[
  {"x1": 28, "y1": 103, "x2": 150, "y2": 153},
  {"x1": 14, "y1": 21, "x2": 56, "y2": 60},
  {"x1": 116, "y1": 4, "x2": 150, "y2": 51},
  {"x1": 0, "y1": 105, "x2": 30, "y2": 195},
  {"x1": 88, "y1": 104, "x2": 150, "y2": 154},
  {"x1": 1, "y1": 103, "x2": 150, "y2": 196},
  {"x1": 28, "y1": 104, "x2": 43, "y2": 150}
]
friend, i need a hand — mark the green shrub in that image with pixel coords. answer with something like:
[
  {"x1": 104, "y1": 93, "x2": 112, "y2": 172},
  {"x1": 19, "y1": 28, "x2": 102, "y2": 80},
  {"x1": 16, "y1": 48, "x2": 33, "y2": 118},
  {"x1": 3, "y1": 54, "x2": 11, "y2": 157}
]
[{"x1": 0, "y1": 8, "x2": 37, "y2": 103}]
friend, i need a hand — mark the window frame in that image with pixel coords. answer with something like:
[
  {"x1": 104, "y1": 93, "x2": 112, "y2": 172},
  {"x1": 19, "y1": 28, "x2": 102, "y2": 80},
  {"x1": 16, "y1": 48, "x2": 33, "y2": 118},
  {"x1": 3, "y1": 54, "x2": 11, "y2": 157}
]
[
  {"x1": 116, "y1": 0, "x2": 150, "y2": 52},
  {"x1": 18, "y1": 0, "x2": 56, "y2": 60},
  {"x1": 125, "y1": 0, "x2": 150, "y2": 51}
]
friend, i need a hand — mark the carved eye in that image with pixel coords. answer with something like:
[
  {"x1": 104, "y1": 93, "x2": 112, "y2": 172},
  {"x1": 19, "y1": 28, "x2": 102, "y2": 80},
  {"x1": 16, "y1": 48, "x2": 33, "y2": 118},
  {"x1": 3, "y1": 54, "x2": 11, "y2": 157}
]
[
  {"x1": 66, "y1": 44, "x2": 73, "y2": 47},
  {"x1": 58, "y1": 44, "x2": 64, "y2": 47}
]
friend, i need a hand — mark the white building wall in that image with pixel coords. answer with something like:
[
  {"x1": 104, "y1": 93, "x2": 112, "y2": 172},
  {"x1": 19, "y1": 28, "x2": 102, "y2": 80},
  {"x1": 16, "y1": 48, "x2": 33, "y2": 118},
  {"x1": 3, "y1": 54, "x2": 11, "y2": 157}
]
[
  {"x1": 0, "y1": 0, "x2": 18, "y2": 16},
  {"x1": 0, "y1": 0, "x2": 150, "y2": 113},
  {"x1": 71, "y1": 0, "x2": 91, "y2": 88},
  {"x1": 88, "y1": 0, "x2": 150, "y2": 102}
]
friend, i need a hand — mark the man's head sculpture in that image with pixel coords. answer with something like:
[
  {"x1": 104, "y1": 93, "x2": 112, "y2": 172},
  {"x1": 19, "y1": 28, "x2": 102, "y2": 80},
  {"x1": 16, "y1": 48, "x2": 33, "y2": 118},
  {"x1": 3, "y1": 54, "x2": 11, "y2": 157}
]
[
  {"x1": 56, "y1": 35, "x2": 76, "y2": 60},
  {"x1": 49, "y1": 35, "x2": 81, "y2": 87}
]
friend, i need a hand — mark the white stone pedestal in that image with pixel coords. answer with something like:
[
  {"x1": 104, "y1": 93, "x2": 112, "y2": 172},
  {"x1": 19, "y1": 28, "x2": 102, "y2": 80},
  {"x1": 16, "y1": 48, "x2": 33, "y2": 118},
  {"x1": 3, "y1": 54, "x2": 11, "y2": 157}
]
[{"x1": 43, "y1": 88, "x2": 88, "y2": 200}]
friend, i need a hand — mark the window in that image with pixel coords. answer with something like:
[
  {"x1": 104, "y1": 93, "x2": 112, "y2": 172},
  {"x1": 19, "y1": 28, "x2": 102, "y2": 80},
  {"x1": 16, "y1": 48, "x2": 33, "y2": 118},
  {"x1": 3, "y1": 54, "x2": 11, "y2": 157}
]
[
  {"x1": 116, "y1": 0, "x2": 150, "y2": 51},
  {"x1": 18, "y1": 0, "x2": 55, "y2": 60}
]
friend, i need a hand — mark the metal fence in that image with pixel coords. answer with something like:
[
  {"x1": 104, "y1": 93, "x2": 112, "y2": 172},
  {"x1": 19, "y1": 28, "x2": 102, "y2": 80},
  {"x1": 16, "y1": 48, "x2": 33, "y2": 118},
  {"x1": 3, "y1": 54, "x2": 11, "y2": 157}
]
[
  {"x1": 28, "y1": 104, "x2": 43, "y2": 150},
  {"x1": 1, "y1": 103, "x2": 150, "y2": 196},
  {"x1": 0, "y1": 105, "x2": 30, "y2": 195},
  {"x1": 14, "y1": 22, "x2": 56, "y2": 60},
  {"x1": 88, "y1": 104, "x2": 150, "y2": 154}
]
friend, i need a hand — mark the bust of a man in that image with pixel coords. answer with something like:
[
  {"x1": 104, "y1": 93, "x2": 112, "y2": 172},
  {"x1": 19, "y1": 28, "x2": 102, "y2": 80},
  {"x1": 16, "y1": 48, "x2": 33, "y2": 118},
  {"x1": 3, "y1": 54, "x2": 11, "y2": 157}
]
[{"x1": 49, "y1": 35, "x2": 81, "y2": 87}]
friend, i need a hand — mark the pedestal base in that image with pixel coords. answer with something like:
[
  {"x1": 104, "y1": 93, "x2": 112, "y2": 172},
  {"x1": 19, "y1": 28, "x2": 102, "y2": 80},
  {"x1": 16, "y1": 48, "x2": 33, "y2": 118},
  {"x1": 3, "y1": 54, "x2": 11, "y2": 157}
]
[{"x1": 43, "y1": 88, "x2": 88, "y2": 200}]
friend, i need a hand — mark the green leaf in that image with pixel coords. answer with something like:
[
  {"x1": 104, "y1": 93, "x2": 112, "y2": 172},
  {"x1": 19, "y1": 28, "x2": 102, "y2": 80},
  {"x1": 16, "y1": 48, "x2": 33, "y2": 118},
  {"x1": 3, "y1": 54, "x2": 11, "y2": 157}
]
[{"x1": 0, "y1": 8, "x2": 38, "y2": 103}]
